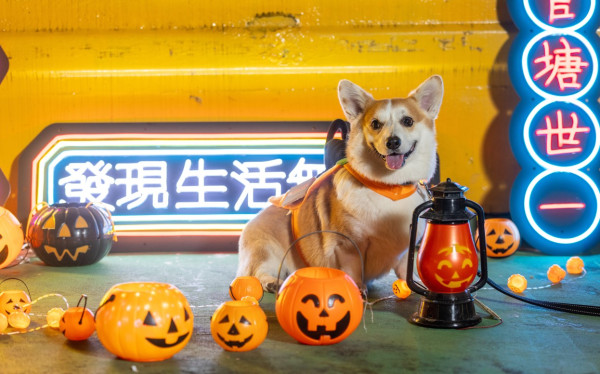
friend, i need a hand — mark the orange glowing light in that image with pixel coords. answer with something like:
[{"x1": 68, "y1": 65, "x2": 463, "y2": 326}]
[
  {"x1": 507, "y1": 274, "x2": 528, "y2": 293},
  {"x1": 46, "y1": 307, "x2": 65, "y2": 329},
  {"x1": 566, "y1": 256, "x2": 585, "y2": 274},
  {"x1": 547, "y1": 264, "x2": 567, "y2": 283},
  {"x1": 392, "y1": 279, "x2": 411, "y2": 299},
  {"x1": 8, "y1": 311, "x2": 31, "y2": 329}
]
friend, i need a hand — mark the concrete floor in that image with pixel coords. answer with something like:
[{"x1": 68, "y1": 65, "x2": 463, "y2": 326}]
[{"x1": 0, "y1": 250, "x2": 599, "y2": 374}]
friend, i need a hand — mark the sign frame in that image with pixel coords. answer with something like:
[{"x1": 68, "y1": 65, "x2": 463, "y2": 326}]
[{"x1": 19, "y1": 121, "x2": 331, "y2": 253}]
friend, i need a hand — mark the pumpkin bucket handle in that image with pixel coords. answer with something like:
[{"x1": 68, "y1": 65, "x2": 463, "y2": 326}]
[
  {"x1": 275, "y1": 230, "x2": 365, "y2": 299},
  {"x1": 0, "y1": 277, "x2": 32, "y2": 299},
  {"x1": 76, "y1": 294, "x2": 89, "y2": 324}
]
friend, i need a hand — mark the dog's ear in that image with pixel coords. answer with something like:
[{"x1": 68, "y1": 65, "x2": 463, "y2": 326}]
[
  {"x1": 410, "y1": 75, "x2": 444, "y2": 120},
  {"x1": 338, "y1": 80, "x2": 374, "y2": 122}
]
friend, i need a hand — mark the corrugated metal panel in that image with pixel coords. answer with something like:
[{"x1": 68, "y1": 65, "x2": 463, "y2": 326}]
[{"x1": 0, "y1": 0, "x2": 517, "y2": 213}]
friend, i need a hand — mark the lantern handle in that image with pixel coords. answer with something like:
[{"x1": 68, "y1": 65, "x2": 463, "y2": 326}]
[
  {"x1": 466, "y1": 199, "x2": 487, "y2": 293},
  {"x1": 406, "y1": 200, "x2": 434, "y2": 297}
]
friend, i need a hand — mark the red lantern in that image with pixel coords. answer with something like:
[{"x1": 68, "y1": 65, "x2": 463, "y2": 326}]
[
  {"x1": 406, "y1": 179, "x2": 488, "y2": 328},
  {"x1": 417, "y1": 222, "x2": 479, "y2": 294},
  {"x1": 275, "y1": 267, "x2": 363, "y2": 345},
  {"x1": 95, "y1": 282, "x2": 193, "y2": 362},
  {"x1": 0, "y1": 207, "x2": 24, "y2": 269}
]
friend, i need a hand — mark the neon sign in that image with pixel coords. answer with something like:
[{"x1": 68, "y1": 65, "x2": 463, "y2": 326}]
[
  {"x1": 18, "y1": 122, "x2": 330, "y2": 252},
  {"x1": 509, "y1": 0, "x2": 600, "y2": 254}
]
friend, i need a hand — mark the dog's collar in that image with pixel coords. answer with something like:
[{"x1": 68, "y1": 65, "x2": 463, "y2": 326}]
[{"x1": 339, "y1": 159, "x2": 418, "y2": 201}]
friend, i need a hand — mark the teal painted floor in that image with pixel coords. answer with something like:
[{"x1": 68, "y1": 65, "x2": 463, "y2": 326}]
[{"x1": 0, "y1": 250, "x2": 599, "y2": 374}]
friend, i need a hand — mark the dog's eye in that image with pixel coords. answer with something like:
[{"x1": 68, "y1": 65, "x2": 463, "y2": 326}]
[
  {"x1": 401, "y1": 116, "x2": 414, "y2": 127},
  {"x1": 371, "y1": 119, "x2": 382, "y2": 130}
]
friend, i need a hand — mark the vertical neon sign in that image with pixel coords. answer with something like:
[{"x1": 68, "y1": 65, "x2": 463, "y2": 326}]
[{"x1": 508, "y1": 0, "x2": 600, "y2": 254}]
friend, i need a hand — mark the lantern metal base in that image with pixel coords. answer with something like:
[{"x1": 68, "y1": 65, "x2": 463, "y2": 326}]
[{"x1": 411, "y1": 291, "x2": 481, "y2": 329}]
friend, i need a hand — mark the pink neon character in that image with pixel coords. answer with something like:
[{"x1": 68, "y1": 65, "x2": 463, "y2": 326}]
[
  {"x1": 535, "y1": 110, "x2": 590, "y2": 155},
  {"x1": 533, "y1": 37, "x2": 589, "y2": 91}
]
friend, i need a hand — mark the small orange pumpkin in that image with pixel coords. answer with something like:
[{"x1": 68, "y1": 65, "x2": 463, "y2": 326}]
[
  {"x1": 95, "y1": 282, "x2": 193, "y2": 362},
  {"x1": 59, "y1": 295, "x2": 95, "y2": 341},
  {"x1": 210, "y1": 299, "x2": 268, "y2": 352},
  {"x1": 275, "y1": 267, "x2": 363, "y2": 345},
  {"x1": 229, "y1": 276, "x2": 264, "y2": 302},
  {"x1": 0, "y1": 290, "x2": 32, "y2": 317},
  {"x1": 477, "y1": 218, "x2": 520, "y2": 258},
  {"x1": 0, "y1": 278, "x2": 33, "y2": 330}
]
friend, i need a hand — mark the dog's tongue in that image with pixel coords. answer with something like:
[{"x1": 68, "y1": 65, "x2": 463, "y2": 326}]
[{"x1": 386, "y1": 154, "x2": 405, "y2": 170}]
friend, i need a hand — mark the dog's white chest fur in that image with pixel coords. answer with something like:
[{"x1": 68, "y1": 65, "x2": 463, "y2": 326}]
[{"x1": 334, "y1": 171, "x2": 427, "y2": 279}]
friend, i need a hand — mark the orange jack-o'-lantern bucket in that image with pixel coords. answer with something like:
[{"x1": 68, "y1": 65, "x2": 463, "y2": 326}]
[{"x1": 275, "y1": 267, "x2": 364, "y2": 345}]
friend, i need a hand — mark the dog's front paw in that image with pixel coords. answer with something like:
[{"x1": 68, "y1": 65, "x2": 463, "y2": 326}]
[
  {"x1": 265, "y1": 281, "x2": 282, "y2": 294},
  {"x1": 257, "y1": 275, "x2": 282, "y2": 294}
]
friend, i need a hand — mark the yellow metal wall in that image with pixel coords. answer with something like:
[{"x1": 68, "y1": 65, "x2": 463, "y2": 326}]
[{"x1": 0, "y1": 0, "x2": 517, "y2": 213}]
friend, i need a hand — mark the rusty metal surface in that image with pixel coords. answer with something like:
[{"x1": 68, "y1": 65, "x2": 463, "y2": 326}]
[{"x1": 0, "y1": 1, "x2": 516, "y2": 214}]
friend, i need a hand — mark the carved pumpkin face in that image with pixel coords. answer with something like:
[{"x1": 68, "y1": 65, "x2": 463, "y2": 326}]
[
  {"x1": 95, "y1": 282, "x2": 193, "y2": 362},
  {"x1": 433, "y1": 245, "x2": 476, "y2": 290},
  {"x1": 417, "y1": 222, "x2": 479, "y2": 294},
  {"x1": 59, "y1": 306, "x2": 96, "y2": 341},
  {"x1": 27, "y1": 203, "x2": 114, "y2": 266},
  {"x1": 210, "y1": 300, "x2": 268, "y2": 352},
  {"x1": 275, "y1": 267, "x2": 363, "y2": 345},
  {"x1": 419, "y1": 244, "x2": 478, "y2": 293},
  {"x1": 477, "y1": 218, "x2": 521, "y2": 258},
  {"x1": 0, "y1": 207, "x2": 24, "y2": 269},
  {"x1": 0, "y1": 290, "x2": 31, "y2": 316}
]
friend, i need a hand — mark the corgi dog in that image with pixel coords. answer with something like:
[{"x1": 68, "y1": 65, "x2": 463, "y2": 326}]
[{"x1": 237, "y1": 76, "x2": 443, "y2": 292}]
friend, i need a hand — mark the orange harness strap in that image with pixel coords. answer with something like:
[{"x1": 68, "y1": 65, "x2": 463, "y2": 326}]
[{"x1": 284, "y1": 160, "x2": 418, "y2": 266}]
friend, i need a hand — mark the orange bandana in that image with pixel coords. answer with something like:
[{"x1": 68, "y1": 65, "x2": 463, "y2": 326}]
[{"x1": 342, "y1": 162, "x2": 417, "y2": 201}]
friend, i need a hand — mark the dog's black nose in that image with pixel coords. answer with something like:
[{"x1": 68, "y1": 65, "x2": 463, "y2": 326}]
[{"x1": 386, "y1": 136, "x2": 401, "y2": 150}]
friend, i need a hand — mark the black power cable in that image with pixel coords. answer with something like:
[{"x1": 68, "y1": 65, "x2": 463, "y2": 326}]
[{"x1": 485, "y1": 274, "x2": 600, "y2": 317}]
